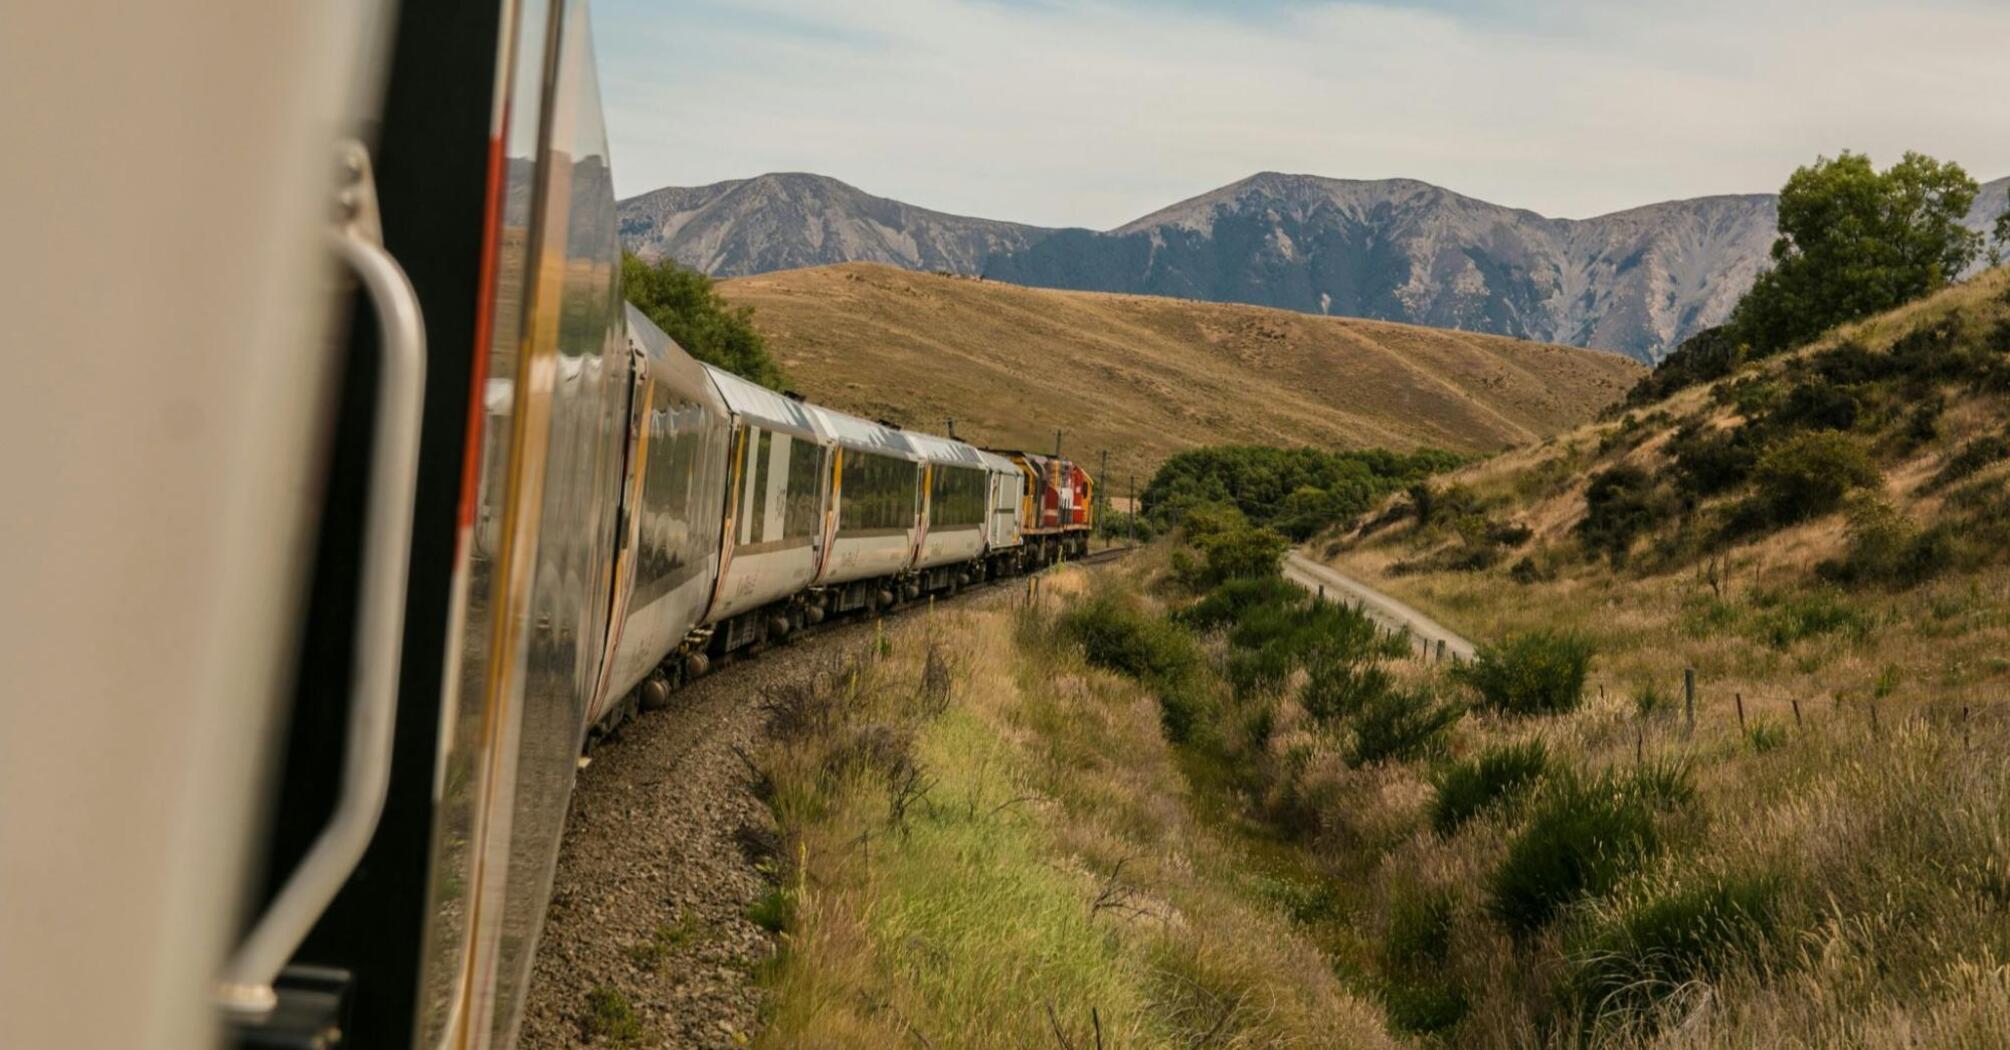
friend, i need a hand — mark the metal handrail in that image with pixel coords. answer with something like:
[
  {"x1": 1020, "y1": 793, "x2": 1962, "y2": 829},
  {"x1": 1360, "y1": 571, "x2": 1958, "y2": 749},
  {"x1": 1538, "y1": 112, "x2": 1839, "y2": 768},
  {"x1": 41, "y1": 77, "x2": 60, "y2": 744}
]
[{"x1": 216, "y1": 141, "x2": 426, "y2": 1015}]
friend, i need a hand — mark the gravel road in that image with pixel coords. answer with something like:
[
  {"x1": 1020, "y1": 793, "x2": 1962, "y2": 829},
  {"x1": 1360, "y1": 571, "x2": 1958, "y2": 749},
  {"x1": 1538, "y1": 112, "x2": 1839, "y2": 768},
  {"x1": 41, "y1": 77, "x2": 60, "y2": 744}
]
[{"x1": 1283, "y1": 551, "x2": 1476, "y2": 660}]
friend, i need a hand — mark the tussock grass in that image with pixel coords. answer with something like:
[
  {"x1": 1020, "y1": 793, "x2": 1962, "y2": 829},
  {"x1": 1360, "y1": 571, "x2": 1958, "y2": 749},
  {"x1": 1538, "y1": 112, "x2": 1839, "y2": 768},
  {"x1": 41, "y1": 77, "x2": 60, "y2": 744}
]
[
  {"x1": 1429, "y1": 739, "x2": 1549, "y2": 836},
  {"x1": 752, "y1": 580, "x2": 1398, "y2": 1050}
]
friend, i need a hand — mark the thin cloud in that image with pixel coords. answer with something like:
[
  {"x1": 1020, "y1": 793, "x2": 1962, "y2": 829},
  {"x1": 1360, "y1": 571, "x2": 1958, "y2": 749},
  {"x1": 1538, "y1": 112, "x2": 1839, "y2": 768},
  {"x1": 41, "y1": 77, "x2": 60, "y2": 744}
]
[{"x1": 593, "y1": 0, "x2": 2010, "y2": 228}]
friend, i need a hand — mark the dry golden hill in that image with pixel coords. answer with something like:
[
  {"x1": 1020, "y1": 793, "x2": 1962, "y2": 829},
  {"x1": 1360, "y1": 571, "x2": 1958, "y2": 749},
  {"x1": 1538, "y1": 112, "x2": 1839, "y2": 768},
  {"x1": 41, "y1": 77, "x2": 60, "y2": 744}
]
[{"x1": 718, "y1": 263, "x2": 1642, "y2": 482}]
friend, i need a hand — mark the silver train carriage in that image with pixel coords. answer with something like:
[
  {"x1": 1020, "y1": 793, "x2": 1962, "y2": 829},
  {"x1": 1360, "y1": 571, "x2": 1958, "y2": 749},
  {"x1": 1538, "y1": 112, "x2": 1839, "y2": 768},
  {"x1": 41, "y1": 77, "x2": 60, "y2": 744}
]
[{"x1": 2, "y1": 2, "x2": 1093, "y2": 1048}]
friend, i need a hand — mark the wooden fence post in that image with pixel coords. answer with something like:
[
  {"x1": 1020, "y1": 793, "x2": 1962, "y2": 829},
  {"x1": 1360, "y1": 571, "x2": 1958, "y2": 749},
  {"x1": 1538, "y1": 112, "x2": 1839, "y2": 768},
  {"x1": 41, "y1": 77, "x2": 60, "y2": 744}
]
[
  {"x1": 1684, "y1": 668, "x2": 1696, "y2": 737},
  {"x1": 1791, "y1": 697, "x2": 1802, "y2": 730},
  {"x1": 1735, "y1": 692, "x2": 1746, "y2": 733}
]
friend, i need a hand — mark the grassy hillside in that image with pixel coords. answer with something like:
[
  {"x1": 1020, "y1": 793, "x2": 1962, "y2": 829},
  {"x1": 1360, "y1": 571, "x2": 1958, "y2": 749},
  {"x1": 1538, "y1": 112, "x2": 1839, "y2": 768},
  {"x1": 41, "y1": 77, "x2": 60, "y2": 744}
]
[
  {"x1": 1291, "y1": 267, "x2": 2010, "y2": 1045},
  {"x1": 718, "y1": 263, "x2": 1642, "y2": 482},
  {"x1": 750, "y1": 579, "x2": 1399, "y2": 1049}
]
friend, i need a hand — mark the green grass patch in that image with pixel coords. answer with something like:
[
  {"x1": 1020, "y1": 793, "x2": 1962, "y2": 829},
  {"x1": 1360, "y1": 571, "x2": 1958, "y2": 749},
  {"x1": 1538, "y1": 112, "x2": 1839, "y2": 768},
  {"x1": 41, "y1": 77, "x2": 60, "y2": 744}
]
[
  {"x1": 1429, "y1": 740, "x2": 1549, "y2": 836},
  {"x1": 582, "y1": 986, "x2": 644, "y2": 1045}
]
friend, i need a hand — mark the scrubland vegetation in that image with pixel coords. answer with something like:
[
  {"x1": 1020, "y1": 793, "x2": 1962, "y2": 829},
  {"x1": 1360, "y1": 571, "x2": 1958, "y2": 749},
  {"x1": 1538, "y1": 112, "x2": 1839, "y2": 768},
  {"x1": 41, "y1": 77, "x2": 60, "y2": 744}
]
[
  {"x1": 743, "y1": 160, "x2": 2010, "y2": 1049},
  {"x1": 1303, "y1": 267, "x2": 2010, "y2": 1045}
]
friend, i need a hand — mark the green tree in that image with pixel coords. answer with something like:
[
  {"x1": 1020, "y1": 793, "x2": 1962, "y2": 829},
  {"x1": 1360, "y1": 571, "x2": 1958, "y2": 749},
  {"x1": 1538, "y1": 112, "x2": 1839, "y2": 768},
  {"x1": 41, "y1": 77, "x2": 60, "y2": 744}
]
[
  {"x1": 1993, "y1": 184, "x2": 2010, "y2": 268},
  {"x1": 622, "y1": 252, "x2": 786, "y2": 389},
  {"x1": 1730, "y1": 151, "x2": 1981, "y2": 357}
]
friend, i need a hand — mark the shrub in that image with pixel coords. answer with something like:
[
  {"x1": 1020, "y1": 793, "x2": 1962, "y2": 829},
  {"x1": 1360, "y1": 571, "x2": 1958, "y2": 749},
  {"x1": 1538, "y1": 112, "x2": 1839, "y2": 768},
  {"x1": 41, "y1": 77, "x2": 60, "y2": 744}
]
[
  {"x1": 1301, "y1": 653, "x2": 1394, "y2": 724},
  {"x1": 1060, "y1": 590, "x2": 1200, "y2": 683},
  {"x1": 1746, "y1": 431, "x2": 1880, "y2": 526},
  {"x1": 1176, "y1": 574, "x2": 1303, "y2": 630},
  {"x1": 1568, "y1": 874, "x2": 1781, "y2": 1024},
  {"x1": 1932, "y1": 431, "x2": 2010, "y2": 490},
  {"x1": 1225, "y1": 598, "x2": 1387, "y2": 696},
  {"x1": 582, "y1": 986, "x2": 645, "y2": 1045},
  {"x1": 1455, "y1": 631, "x2": 1595, "y2": 717},
  {"x1": 1669, "y1": 423, "x2": 1760, "y2": 499},
  {"x1": 1578, "y1": 465, "x2": 1670, "y2": 566},
  {"x1": 1058, "y1": 590, "x2": 1215, "y2": 742},
  {"x1": 1748, "y1": 590, "x2": 1874, "y2": 649},
  {"x1": 1487, "y1": 765, "x2": 1693, "y2": 936},
  {"x1": 1380, "y1": 887, "x2": 1469, "y2": 1035},
  {"x1": 1817, "y1": 498, "x2": 1956, "y2": 589},
  {"x1": 1429, "y1": 740, "x2": 1549, "y2": 836},
  {"x1": 1189, "y1": 522, "x2": 1289, "y2": 588},
  {"x1": 1348, "y1": 686, "x2": 1461, "y2": 765}
]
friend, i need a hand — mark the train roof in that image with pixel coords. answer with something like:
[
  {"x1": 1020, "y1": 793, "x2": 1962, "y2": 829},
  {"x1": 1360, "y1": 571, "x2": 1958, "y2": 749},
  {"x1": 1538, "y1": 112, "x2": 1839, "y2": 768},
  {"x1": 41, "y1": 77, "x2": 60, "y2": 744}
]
[
  {"x1": 625, "y1": 304, "x2": 727, "y2": 416},
  {"x1": 974, "y1": 449, "x2": 1019, "y2": 474},
  {"x1": 699, "y1": 361, "x2": 819, "y2": 440},
  {"x1": 801, "y1": 403, "x2": 920, "y2": 459},
  {"x1": 901, "y1": 430, "x2": 989, "y2": 470}
]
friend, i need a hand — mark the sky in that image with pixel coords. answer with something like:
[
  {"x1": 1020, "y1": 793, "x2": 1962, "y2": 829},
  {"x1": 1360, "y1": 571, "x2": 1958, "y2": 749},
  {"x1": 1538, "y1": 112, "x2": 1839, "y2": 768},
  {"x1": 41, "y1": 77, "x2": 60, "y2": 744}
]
[{"x1": 591, "y1": 0, "x2": 2010, "y2": 229}]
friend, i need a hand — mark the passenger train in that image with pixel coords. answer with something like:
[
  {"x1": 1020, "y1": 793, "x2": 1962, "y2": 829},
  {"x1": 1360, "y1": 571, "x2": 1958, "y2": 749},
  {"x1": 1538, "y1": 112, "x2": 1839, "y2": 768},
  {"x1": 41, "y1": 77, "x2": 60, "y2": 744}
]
[{"x1": 1, "y1": 2, "x2": 1093, "y2": 1050}]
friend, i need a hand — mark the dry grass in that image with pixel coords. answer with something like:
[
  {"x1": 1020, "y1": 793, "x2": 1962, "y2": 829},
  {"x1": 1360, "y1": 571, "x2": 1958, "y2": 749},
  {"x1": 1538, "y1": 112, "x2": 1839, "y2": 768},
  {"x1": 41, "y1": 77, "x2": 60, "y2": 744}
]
[
  {"x1": 721, "y1": 262, "x2": 1642, "y2": 482},
  {"x1": 753, "y1": 581, "x2": 1397, "y2": 1049},
  {"x1": 1292, "y1": 268, "x2": 2010, "y2": 1047}
]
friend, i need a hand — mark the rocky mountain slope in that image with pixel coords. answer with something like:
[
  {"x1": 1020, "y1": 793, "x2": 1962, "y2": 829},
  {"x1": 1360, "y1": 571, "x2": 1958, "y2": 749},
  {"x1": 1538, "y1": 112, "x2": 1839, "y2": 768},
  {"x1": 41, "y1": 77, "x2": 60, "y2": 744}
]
[
  {"x1": 622, "y1": 172, "x2": 2010, "y2": 364},
  {"x1": 716, "y1": 263, "x2": 1641, "y2": 482},
  {"x1": 618, "y1": 173, "x2": 1052, "y2": 277}
]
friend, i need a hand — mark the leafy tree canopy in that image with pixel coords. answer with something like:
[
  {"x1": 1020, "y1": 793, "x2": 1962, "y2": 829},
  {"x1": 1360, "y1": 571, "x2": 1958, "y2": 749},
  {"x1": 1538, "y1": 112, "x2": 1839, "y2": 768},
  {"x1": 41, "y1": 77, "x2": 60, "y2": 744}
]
[
  {"x1": 623, "y1": 252, "x2": 786, "y2": 389},
  {"x1": 1142, "y1": 444, "x2": 1462, "y2": 539},
  {"x1": 1729, "y1": 151, "x2": 1980, "y2": 357}
]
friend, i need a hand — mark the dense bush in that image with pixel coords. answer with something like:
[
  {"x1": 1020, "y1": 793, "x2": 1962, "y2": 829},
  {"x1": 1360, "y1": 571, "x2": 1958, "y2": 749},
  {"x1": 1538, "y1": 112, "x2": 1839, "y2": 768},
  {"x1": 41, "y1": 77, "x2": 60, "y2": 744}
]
[
  {"x1": 1176, "y1": 574, "x2": 1305, "y2": 630},
  {"x1": 1301, "y1": 652, "x2": 1395, "y2": 724},
  {"x1": 1578, "y1": 465, "x2": 1670, "y2": 566},
  {"x1": 1624, "y1": 325, "x2": 1741, "y2": 406},
  {"x1": 1744, "y1": 431, "x2": 1880, "y2": 526},
  {"x1": 1817, "y1": 498, "x2": 1956, "y2": 589},
  {"x1": 1429, "y1": 740, "x2": 1549, "y2": 836},
  {"x1": 622, "y1": 252, "x2": 786, "y2": 388},
  {"x1": 1059, "y1": 590, "x2": 1198, "y2": 682},
  {"x1": 1174, "y1": 503, "x2": 1290, "y2": 590},
  {"x1": 1567, "y1": 874, "x2": 1782, "y2": 1025},
  {"x1": 1142, "y1": 444, "x2": 1461, "y2": 535},
  {"x1": 1058, "y1": 589, "x2": 1209, "y2": 742},
  {"x1": 1454, "y1": 631, "x2": 1594, "y2": 717},
  {"x1": 1224, "y1": 597, "x2": 1387, "y2": 696},
  {"x1": 1348, "y1": 686, "x2": 1461, "y2": 765},
  {"x1": 1668, "y1": 423, "x2": 1760, "y2": 499},
  {"x1": 1487, "y1": 764, "x2": 1693, "y2": 936}
]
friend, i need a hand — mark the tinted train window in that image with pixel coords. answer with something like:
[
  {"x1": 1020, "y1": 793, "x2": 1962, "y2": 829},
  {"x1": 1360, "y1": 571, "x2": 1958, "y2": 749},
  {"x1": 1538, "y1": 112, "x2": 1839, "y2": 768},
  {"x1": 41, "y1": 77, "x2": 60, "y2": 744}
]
[
  {"x1": 783, "y1": 438, "x2": 823, "y2": 539},
  {"x1": 839, "y1": 451, "x2": 917, "y2": 532},
  {"x1": 929, "y1": 465, "x2": 986, "y2": 528}
]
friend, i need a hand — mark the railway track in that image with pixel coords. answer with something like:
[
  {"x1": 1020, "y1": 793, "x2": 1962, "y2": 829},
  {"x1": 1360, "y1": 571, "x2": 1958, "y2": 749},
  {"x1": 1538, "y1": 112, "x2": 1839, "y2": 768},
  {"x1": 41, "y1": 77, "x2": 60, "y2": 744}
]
[{"x1": 522, "y1": 545, "x2": 1132, "y2": 1048}]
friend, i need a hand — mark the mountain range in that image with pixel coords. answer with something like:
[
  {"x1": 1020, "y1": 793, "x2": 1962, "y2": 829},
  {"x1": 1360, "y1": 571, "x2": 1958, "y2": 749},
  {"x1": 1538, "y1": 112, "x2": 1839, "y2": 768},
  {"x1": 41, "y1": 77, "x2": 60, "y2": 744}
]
[{"x1": 618, "y1": 172, "x2": 2010, "y2": 363}]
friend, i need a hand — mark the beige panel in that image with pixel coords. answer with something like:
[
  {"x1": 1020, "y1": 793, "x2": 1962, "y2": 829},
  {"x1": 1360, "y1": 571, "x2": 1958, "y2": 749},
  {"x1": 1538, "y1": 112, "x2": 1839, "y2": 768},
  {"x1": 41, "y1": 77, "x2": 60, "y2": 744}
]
[{"x1": 0, "y1": 3, "x2": 383, "y2": 1050}]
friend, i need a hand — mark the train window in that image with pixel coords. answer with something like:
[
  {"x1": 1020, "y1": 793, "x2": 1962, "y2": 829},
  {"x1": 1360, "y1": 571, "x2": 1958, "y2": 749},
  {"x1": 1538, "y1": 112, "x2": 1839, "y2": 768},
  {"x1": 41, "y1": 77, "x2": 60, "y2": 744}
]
[
  {"x1": 929, "y1": 465, "x2": 986, "y2": 528},
  {"x1": 783, "y1": 439, "x2": 823, "y2": 539},
  {"x1": 743, "y1": 428, "x2": 771, "y2": 544},
  {"x1": 839, "y1": 451, "x2": 917, "y2": 532}
]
